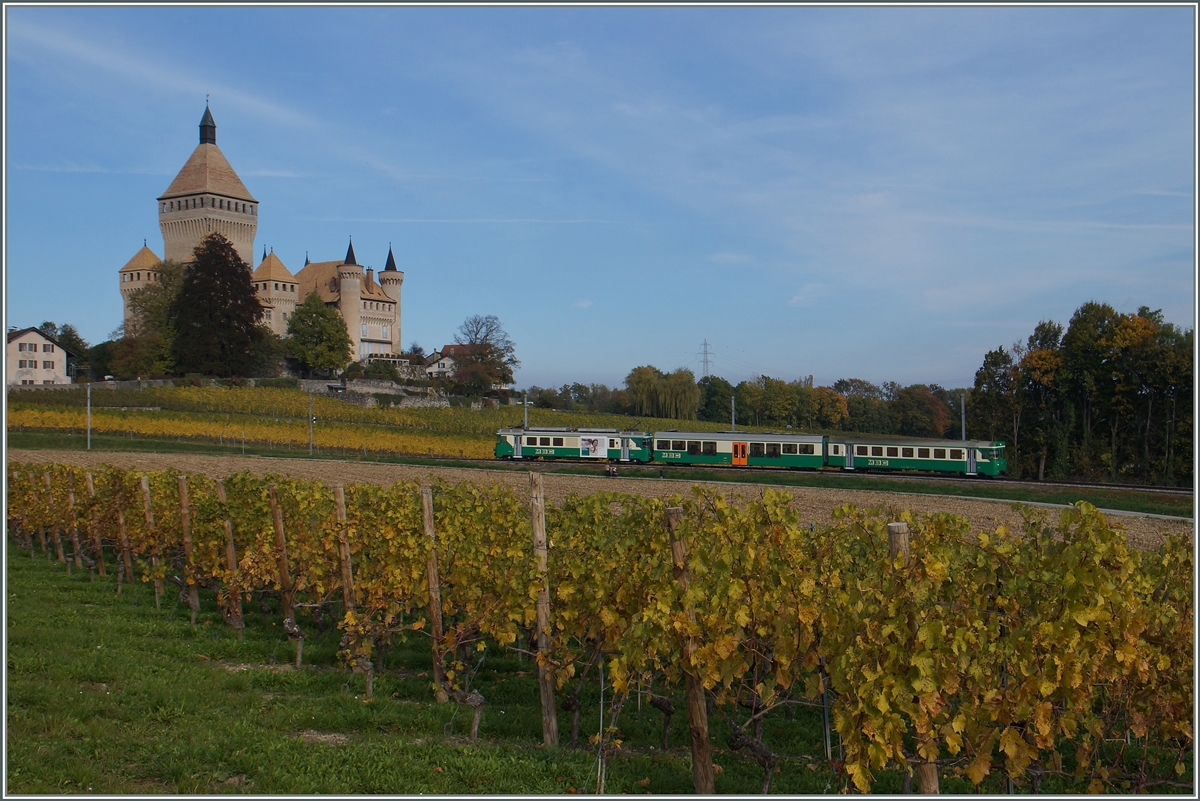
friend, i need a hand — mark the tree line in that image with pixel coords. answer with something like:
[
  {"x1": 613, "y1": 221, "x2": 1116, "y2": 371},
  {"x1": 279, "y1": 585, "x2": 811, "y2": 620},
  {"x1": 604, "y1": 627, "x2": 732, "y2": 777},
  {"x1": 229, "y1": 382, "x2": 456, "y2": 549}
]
[{"x1": 523, "y1": 301, "x2": 1191, "y2": 486}]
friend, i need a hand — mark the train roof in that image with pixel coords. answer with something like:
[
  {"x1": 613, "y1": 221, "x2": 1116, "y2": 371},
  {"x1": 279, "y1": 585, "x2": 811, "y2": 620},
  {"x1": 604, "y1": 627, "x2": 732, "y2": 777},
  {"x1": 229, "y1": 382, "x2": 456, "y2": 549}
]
[
  {"x1": 653, "y1": 430, "x2": 824, "y2": 443},
  {"x1": 498, "y1": 426, "x2": 649, "y2": 436},
  {"x1": 836, "y1": 436, "x2": 1005, "y2": 448}
]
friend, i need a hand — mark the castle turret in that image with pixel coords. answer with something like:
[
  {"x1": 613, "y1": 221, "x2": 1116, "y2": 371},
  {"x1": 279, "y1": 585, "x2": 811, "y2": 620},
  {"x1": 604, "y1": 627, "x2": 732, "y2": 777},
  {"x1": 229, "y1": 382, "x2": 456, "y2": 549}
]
[
  {"x1": 118, "y1": 242, "x2": 164, "y2": 330},
  {"x1": 157, "y1": 104, "x2": 257, "y2": 265},
  {"x1": 379, "y1": 245, "x2": 404, "y2": 354},
  {"x1": 252, "y1": 250, "x2": 298, "y2": 337},
  {"x1": 337, "y1": 239, "x2": 364, "y2": 359}
]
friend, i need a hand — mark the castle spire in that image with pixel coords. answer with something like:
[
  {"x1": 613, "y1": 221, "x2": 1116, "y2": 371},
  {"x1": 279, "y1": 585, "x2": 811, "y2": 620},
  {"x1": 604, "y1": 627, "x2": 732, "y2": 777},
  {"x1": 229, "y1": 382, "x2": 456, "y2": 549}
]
[
  {"x1": 263, "y1": 245, "x2": 267, "y2": 261},
  {"x1": 344, "y1": 237, "x2": 357, "y2": 266},
  {"x1": 384, "y1": 243, "x2": 398, "y2": 271},
  {"x1": 199, "y1": 104, "x2": 216, "y2": 145}
]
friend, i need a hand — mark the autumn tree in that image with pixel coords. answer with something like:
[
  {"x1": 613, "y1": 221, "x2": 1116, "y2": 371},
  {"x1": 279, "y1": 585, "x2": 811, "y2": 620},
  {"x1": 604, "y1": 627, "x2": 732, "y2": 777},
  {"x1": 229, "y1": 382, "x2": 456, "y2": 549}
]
[
  {"x1": 169, "y1": 234, "x2": 265, "y2": 377},
  {"x1": 453, "y1": 314, "x2": 519, "y2": 396}
]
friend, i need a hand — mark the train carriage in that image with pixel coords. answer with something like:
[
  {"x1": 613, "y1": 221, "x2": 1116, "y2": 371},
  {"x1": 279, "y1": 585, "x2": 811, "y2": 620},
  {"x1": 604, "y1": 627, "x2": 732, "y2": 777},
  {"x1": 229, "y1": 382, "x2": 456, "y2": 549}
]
[
  {"x1": 653, "y1": 430, "x2": 826, "y2": 469},
  {"x1": 495, "y1": 427, "x2": 653, "y2": 463},
  {"x1": 833, "y1": 437, "x2": 1006, "y2": 476}
]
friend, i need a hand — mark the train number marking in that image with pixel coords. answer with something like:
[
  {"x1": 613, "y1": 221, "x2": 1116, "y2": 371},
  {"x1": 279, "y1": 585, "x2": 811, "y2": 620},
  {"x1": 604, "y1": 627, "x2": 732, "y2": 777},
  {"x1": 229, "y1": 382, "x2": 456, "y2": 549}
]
[{"x1": 867, "y1": 459, "x2": 889, "y2": 467}]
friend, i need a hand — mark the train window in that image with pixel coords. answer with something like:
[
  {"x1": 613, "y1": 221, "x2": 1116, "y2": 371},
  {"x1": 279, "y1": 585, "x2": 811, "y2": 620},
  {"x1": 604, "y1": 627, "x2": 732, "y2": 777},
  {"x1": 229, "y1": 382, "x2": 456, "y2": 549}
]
[
  {"x1": 540, "y1": 437, "x2": 552, "y2": 446},
  {"x1": 782, "y1": 443, "x2": 797, "y2": 455},
  {"x1": 950, "y1": 449, "x2": 963, "y2": 460},
  {"x1": 886, "y1": 447, "x2": 899, "y2": 458},
  {"x1": 526, "y1": 437, "x2": 536, "y2": 445},
  {"x1": 933, "y1": 448, "x2": 946, "y2": 459},
  {"x1": 609, "y1": 439, "x2": 618, "y2": 448},
  {"x1": 918, "y1": 448, "x2": 930, "y2": 458},
  {"x1": 976, "y1": 450, "x2": 985, "y2": 461},
  {"x1": 766, "y1": 443, "x2": 781, "y2": 458},
  {"x1": 800, "y1": 444, "x2": 815, "y2": 455},
  {"x1": 871, "y1": 446, "x2": 884, "y2": 457},
  {"x1": 856, "y1": 446, "x2": 868, "y2": 456},
  {"x1": 672, "y1": 440, "x2": 686, "y2": 451},
  {"x1": 750, "y1": 443, "x2": 765, "y2": 457},
  {"x1": 702, "y1": 441, "x2": 717, "y2": 455},
  {"x1": 830, "y1": 445, "x2": 840, "y2": 455},
  {"x1": 657, "y1": 440, "x2": 670, "y2": 450},
  {"x1": 901, "y1": 447, "x2": 914, "y2": 458},
  {"x1": 687, "y1": 441, "x2": 701, "y2": 455},
  {"x1": 553, "y1": 438, "x2": 564, "y2": 447}
]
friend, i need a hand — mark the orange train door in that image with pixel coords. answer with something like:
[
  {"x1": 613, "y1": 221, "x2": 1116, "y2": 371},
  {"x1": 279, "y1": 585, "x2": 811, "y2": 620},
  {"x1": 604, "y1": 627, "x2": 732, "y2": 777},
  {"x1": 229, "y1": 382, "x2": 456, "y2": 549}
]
[{"x1": 732, "y1": 442, "x2": 748, "y2": 466}]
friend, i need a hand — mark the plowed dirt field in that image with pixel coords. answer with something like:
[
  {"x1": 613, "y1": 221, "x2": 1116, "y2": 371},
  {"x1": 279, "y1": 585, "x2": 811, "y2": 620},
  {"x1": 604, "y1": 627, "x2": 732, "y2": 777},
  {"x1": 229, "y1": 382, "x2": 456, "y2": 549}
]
[{"x1": 8, "y1": 449, "x2": 1191, "y2": 551}]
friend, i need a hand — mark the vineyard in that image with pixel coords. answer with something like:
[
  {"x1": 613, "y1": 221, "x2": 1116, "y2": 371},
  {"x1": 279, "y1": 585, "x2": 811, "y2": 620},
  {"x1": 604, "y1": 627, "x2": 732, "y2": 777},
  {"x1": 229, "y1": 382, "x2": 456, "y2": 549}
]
[{"x1": 7, "y1": 461, "x2": 1194, "y2": 794}]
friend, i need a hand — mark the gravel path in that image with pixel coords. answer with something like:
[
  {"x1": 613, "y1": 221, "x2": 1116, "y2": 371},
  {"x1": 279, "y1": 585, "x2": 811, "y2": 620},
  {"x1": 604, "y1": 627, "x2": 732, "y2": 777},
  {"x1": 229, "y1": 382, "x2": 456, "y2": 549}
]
[{"x1": 8, "y1": 450, "x2": 1191, "y2": 551}]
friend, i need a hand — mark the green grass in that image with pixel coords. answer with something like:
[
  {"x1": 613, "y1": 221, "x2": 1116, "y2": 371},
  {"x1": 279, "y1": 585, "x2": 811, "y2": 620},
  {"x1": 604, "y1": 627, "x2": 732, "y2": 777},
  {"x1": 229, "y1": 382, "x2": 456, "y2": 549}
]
[{"x1": 8, "y1": 430, "x2": 1192, "y2": 518}]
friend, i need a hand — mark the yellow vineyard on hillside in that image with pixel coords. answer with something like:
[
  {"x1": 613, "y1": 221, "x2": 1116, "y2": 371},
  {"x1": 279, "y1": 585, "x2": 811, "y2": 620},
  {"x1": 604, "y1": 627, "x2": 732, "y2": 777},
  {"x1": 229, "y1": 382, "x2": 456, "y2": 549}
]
[{"x1": 6, "y1": 406, "x2": 493, "y2": 459}]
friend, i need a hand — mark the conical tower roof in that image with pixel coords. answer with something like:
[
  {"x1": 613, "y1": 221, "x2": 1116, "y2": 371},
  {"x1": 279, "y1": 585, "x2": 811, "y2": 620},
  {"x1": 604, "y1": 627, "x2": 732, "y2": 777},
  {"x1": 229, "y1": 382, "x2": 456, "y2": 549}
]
[
  {"x1": 383, "y1": 245, "x2": 398, "y2": 271},
  {"x1": 253, "y1": 251, "x2": 294, "y2": 282},
  {"x1": 159, "y1": 109, "x2": 255, "y2": 202},
  {"x1": 344, "y1": 238, "x2": 357, "y2": 266},
  {"x1": 119, "y1": 244, "x2": 162, "y2": 273}
]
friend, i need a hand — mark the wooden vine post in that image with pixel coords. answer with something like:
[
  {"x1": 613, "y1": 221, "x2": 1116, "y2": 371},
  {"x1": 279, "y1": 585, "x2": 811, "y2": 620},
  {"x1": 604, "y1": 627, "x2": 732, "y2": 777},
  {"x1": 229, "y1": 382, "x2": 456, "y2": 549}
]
[
  {"x1": 420, "y1": 486, "x2": 449, "y2": 703},
  {"x1": 140, "y1": 476, "x2": 162, "y2": 610},
  {"x1": 44, "y1": 472, "x2": 65, "y2": 563},
  {"x1": 66, "y1": 489, "x2": 84, "y2": 571},
  {"x1": 215, "y1": 481, "x2": 244, "y2": 639},
  {"x1": 530, "y1": 472, "x2": 559, "y2": 747},
  {"x1": 268, "y1": 484, "x2": 302, "y2": 667},
  {"x1": 333, "y1": 486, "x2": 355, "y2": 612},
  {"x1": 85, "y1": 473, "x2": 106, "y2": 576},
  {"x1": 888, "y1": 521, "x2": 939, "y2": 795},
  {"x1": 668, "y1": 506, "x2": 715, "y2": 795},
  {"x1": 177, "y1": 477, "x2": 201, "y2": 625},
  {"x1": 30, "y1": 472, "x2": 48, "y2": 559}
]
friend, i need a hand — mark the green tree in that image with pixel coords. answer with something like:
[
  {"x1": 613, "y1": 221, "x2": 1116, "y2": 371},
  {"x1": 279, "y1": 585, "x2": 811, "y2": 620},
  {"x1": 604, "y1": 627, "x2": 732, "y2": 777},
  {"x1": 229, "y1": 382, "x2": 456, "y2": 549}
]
[
  {"x1": 697, "y1": 375, "x2": 735, "y2": 423},
  {"x1": 287, "y1": 292, "x2": 353, "y2": 378},
  {"x1": 892, "y1": 384, "x2": 951, "y2": 438},
  {"x1": 624, "y1": 365, "x2": 663, "y2": 417},
  {"x1": 37, "y1": 322, "x2": 91, "y2": 378},
  {"x1": 169, "y1": 234, "x2": 264, "y2": 377}
]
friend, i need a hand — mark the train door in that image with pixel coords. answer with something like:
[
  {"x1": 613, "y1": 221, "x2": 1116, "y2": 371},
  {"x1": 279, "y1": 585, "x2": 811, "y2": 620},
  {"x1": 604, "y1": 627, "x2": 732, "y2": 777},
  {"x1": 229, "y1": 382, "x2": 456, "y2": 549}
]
[
  {"x1": 966, "y1": 448, "x2": 977, "y2": 476},
  {"x1": 514, "y1": 434, "x2": 522, "y2": 459},
  {"x1": 844, "y1": 444, "x2": 855, "y2": 470},
  {"x1": 732, "y1": 442, "x2": 748, "y2": 466},
  {"x1": 620, "y1": 437, "x2": 630, "y2": 462}
]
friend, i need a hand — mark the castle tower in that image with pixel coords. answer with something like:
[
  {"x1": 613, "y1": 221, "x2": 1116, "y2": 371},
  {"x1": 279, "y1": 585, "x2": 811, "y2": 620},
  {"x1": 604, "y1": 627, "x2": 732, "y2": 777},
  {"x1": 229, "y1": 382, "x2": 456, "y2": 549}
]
[
  {"x1": 157, "y1": 105, "x2": 257, "y2": 265},
  {"x1": 118, "y1": 242, "x2": 164, "y2": 329},
  {"x1": 252, "y1": 249, "x2": 299, "y2": 337},
  {"x1": 378, "y1": 245, "x2": 404, "y2": 354},
  {"x1": 336, "y1": 239, "x2": 364, "y2": 358}
]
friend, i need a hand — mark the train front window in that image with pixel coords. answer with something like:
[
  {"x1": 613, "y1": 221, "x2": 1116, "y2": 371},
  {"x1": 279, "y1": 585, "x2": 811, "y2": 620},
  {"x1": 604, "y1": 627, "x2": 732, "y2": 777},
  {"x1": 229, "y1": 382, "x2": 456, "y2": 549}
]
[
  {"x1": 750, "y1": 443, "x2": 765, "y2": 457},
  {"x1": 702, "y1": 441, "x2": 717, "y2": 455},
  {"x1": 687, "y1": 441, "x2": 701, "y2": 455}
]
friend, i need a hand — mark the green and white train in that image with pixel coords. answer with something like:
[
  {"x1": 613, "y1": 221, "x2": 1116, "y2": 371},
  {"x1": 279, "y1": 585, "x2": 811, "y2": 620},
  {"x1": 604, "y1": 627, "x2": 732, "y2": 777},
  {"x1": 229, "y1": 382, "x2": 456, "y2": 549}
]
[{"x1": 495, "y1": 427, "x2": 1007, "y2": 477}]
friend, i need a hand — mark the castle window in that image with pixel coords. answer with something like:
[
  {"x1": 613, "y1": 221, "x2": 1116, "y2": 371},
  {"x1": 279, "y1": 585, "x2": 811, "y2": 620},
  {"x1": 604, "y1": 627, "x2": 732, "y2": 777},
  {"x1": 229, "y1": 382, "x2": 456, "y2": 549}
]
[
  {"x1": 382, "y1": 325, "x2": 389, "y2": 339},
  {"x1": 361, "y1": 324, "x2": 368, "y2": 337},
  {"x1": 274, "y1": 283, "x2": 279, "y2": 290}
]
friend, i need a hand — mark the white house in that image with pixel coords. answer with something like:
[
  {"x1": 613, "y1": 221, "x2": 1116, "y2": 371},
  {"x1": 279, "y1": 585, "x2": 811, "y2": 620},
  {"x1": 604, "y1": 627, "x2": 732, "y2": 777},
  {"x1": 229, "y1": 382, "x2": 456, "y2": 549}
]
[
  {"x1": 7, "y1": 327, "x2": 76, "y2": 386},
  {"x1": 424, "y1": 344, "x2": 473, "y2": 379}
]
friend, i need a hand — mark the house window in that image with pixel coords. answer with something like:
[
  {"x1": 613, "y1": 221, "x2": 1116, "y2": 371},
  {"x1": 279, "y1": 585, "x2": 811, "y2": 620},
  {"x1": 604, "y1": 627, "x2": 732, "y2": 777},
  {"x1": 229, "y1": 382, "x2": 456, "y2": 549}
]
[
  {"x1": 17, "y1": 359, "x2": 26, "y2": 368},
  {"x1": 43, "y1": 380, "x2": 54, "y2": 385},
  {"x1": 43, "y1": 344, "x2": 54, "y2": 352},
  {"x1": 17, "y1": 343, "x2": 25, "y2": 351},
  {"x1": 42, "y1": 360, "x2": 54, "y2": 369}
]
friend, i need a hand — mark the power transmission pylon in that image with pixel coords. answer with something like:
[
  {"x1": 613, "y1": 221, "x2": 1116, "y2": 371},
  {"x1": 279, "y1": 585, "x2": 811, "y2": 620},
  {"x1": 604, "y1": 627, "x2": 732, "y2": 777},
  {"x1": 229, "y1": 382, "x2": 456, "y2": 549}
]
[{"x1": 697, "y1": 340, "x2": 713, "y2": 377}]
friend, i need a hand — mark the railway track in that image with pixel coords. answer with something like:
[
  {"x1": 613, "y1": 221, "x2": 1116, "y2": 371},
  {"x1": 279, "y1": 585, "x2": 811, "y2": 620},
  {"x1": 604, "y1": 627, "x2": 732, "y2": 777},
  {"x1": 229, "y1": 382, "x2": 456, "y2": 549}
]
[{"x1": 469, "y1": 455, "x2": 1192, "y2": 497}]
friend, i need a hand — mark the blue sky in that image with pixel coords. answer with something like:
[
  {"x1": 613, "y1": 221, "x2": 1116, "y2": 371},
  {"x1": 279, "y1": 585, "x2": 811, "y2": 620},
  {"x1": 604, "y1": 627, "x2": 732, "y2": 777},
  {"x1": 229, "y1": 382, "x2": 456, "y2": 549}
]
[{"x1": 4, "y1": 5, "x2": 1194, "y2": 389}]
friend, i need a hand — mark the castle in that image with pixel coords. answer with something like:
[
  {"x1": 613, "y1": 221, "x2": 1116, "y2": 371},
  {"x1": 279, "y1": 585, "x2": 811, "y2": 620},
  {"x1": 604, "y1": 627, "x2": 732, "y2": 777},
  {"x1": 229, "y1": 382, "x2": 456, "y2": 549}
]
[{"x1": 118, "y1": 106, "x2": 403, "y2": 362}]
